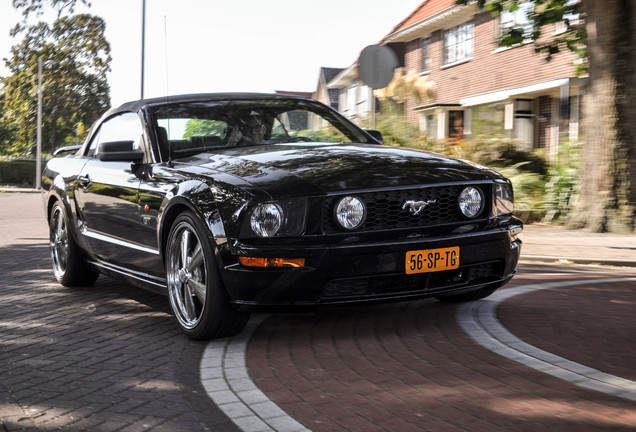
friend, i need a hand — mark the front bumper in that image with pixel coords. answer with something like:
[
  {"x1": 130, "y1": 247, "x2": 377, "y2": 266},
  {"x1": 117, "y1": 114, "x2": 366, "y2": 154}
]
[{"x1": 219, "y1": 221, "x2": 522, "y2": 308}]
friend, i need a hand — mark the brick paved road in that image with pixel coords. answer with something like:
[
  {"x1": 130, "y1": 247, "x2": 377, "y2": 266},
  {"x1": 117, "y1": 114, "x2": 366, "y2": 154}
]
[
  {"x1": 246, "y1": 267, "x2": 636, "y2": 432},
  {"x1": 0, "y1": 194, "x2": 239, "y2": 431},
  {"x1": 5, "y1": 192, "x2": 636, "y2": 432}
]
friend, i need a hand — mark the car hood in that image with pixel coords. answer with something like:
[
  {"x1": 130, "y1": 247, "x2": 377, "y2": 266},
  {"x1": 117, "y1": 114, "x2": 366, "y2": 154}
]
[{"x1": 173, "y1": 143, "x2": 502, "y2": 196}]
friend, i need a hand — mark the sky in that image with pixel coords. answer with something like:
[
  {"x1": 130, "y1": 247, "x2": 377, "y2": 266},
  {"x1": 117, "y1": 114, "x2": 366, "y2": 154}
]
[{"x1": 0, "y1": 0, "x2": 423, "y2": 108}]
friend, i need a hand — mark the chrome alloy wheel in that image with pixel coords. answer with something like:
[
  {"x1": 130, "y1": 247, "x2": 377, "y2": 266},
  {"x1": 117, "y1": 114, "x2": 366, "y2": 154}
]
[
  {"x1": 166, "y1": 221, "x2": 208, "y2": 330},
  {"x1": 50, "y1": 205, "x2": 69, "y2": 279}
]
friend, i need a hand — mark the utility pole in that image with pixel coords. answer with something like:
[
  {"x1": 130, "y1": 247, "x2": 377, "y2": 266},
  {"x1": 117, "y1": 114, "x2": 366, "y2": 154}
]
[
  {"x1": 141, "y1": 0, "x2": 146, "y2": 99},
  {"x1": 36, "y1": 57, "x2": 43, "y2": 190}
]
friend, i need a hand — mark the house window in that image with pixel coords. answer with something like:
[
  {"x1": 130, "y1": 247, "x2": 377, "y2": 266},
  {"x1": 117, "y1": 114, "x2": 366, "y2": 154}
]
[
  {"x1": 499, "y1": 2, "x2": 533, "y2": 40},
  {"x1": 444, "y1": 22, "x2": 474, "y2": 65},
  {"x1": 421, "y1": 38, "x2": 431, "y2": 73},
  {"x1": 423, "y1": 113, "x2": 437, "y2": 139}
]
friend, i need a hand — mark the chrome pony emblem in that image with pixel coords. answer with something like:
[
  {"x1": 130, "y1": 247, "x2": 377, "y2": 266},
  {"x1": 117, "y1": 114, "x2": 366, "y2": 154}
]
[{"x1": 402, "y1": 199, "x2": 437, "y2": 215}]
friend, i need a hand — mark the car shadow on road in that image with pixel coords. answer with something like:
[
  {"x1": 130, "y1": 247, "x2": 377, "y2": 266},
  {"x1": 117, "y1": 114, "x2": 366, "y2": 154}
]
[{"x1": 0, "y1": 240, "x2": 241, "y2": 431}]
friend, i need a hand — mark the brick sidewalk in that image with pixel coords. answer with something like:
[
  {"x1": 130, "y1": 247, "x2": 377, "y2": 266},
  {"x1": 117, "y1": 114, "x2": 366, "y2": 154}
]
[{"x1": 520, "y1": 224, "x2": 636, "y2": 265}]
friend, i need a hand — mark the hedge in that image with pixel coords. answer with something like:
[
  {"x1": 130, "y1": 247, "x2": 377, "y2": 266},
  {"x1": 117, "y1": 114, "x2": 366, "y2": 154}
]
[{"x1": 0, "y1": 159, "x2": 40, "y2": 187}]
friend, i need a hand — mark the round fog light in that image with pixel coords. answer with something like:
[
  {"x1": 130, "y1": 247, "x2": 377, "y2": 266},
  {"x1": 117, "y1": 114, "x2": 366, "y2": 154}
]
[
  {"x1": 458, "y1": 187, "x2": 483, "y2": 218},
  {"x1": 335, "y1": 196, "x2": 366, "y2": 230}
]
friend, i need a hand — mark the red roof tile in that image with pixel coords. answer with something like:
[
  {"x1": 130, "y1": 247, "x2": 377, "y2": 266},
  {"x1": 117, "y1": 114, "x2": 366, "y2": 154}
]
[{"x1": 384, "y1": 0, "x2": 458, "y2": 39}]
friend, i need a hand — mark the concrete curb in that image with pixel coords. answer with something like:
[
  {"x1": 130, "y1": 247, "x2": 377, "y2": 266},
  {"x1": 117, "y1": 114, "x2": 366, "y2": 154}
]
[
  {"x1": 200, "y1": 314, "x2": 310, "y2": 432},
  {"x1": 0, "y1": 188, "x2": 40, "y2": 193},
  {"x1": 457, "y1": 278, "x2": 636, "y2": 402},
  {"x1": 521, "y1": 255, "x2": 636, "y2": 268}
]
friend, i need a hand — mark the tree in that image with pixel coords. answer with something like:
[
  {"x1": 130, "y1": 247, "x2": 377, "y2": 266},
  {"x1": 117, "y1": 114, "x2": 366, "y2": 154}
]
[
  {"x1": 0, "y1": 93, "x2": 19, "y2": 154},
  {"x1": 10, "y1": 0, "x2": 92, "y2": 34},
  {"x1": 457, "y1": 0, "x2": 636, "y2": 233},
  {"x1": 1, "y1": 0, "x2": 110, "y2": 155}
]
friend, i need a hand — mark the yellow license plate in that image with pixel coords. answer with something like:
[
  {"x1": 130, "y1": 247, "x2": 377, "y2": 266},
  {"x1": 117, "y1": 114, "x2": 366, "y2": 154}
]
[{"x1": 405, "y1": 247, "x2": 460, "y2": 274}]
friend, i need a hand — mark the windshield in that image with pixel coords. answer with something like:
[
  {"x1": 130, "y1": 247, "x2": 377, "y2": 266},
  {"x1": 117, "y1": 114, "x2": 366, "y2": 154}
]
[{"x1": 149, "y1": 98, "x2": 371, "y2": 160}]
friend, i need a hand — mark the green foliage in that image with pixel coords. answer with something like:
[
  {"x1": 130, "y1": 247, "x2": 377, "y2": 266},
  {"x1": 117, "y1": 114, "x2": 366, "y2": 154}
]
[
  {"x1": 404, "y1": 134, "x2": 584, "y2": 223},
  {"x1": 412, "y1": 135, "x2": 548, "y2": 175},
  {"x1": 11, "y1": 0, "x2": 91, "y2": 29},
  {"x1": 373, "y1": 99, "x2": 419, "y2": 147},
  {"x1": 0, "y1": 155, "x2": 51, "y2": 187},
  {"x1": 184, "y1": 119, "x2": 228, "y2": 139},
  {"x1": 542, "y1": 139, "x2": 582, "y2": 223},
  {"x1": 410, "y1": 136, "x2": 549, "y2": 219},
  {"x1": 497, "y1": 163, "x2": 547, "y2": 214},
  {"x1": 289, "y1": 127, "x2": 346, "y2": 142},
  {"x1": 1, "y1": 1, "x2": 111, "y2": 157}
]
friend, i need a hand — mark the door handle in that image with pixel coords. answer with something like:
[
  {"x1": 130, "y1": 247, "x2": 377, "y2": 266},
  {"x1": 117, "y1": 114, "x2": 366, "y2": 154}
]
[{"x1": 77, "y1": 174, "x2": 91, "y2": 188}]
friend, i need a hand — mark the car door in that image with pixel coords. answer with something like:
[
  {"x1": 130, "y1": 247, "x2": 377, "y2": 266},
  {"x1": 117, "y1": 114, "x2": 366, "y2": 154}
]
[{"x1": 75, "y1": 112, "x2": 152, "y2": 270}]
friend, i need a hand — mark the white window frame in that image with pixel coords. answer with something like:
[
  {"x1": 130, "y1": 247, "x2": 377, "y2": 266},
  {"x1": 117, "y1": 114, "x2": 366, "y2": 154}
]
[
  {"x1": 421, "y1": 37, "x2": 431, "y2": 73},
  {"x1": 443, "y1": 22, "x2": 474, "y2": 67}
]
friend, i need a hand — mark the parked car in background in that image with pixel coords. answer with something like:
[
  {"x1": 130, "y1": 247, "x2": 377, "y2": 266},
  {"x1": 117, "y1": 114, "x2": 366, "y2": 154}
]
[{"x1": 42, "y1": 93, "x2": 522, "y2": 340}]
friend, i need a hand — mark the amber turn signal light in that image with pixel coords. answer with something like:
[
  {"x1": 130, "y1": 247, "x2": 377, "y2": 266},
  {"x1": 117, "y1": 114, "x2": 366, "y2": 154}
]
[{"x1": 239, "y1": 257, "x2": 305, "y2": 268}]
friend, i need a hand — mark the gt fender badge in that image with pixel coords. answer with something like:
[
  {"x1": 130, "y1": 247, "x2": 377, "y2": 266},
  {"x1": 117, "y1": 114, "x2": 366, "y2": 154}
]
[{"x1": 402, "y1": 199, "x2": 437, "y2": 215}]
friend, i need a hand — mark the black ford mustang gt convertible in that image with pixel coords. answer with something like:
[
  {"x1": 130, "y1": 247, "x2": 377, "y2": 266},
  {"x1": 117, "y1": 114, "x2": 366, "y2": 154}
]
[{"x1": 42, "y1": 93, "x2": 522, "y2": 340}]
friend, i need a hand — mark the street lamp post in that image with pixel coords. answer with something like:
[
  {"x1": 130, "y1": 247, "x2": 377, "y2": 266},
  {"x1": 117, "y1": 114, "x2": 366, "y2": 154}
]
[
  {"x1": 36, "y1": 57, "x2": 43, "y2": 190},
  {"x1": 141, "y1": 0, "x2": 146, "y2": 99}
]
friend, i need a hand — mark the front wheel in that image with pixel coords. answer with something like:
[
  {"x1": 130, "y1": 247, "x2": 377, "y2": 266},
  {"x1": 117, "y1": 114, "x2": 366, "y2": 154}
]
[{"x1": 166, "y1": 211, "x2": 249, "y2": 340}]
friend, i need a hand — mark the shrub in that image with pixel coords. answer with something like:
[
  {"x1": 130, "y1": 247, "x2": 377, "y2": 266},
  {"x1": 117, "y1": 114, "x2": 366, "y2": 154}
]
[
  {"x1": 373, "y1": 100, "x2": 419, "y2": 147},
  {"x1": 541, "y1": 140, "x2": 582, "y2": 224},
  {"x1": 405, "y1": 135, "x2": 549, "y2": 221}
]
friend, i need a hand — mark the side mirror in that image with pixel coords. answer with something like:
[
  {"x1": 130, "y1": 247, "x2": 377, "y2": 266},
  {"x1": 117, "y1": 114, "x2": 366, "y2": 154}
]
[
  {"x1": 365, "y1": 129, "x2": 384, "y2": 145},
  {"x1": 98, "y1": 140, "x2": 144, "y2": 163}
]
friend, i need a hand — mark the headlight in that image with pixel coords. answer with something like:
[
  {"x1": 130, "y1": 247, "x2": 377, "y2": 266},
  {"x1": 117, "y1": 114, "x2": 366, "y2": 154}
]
[
  {"x1": 458, "y1": 186, "x2": 483, "y2": 218},
  {"x1": 244, "y1": 199, "x2": 308, "y2": 238},
  {"x1": 250, "y1": 203, "x2": 283, "y2": 237},
  {"x1": 494, "y1": 182, "x2": 514, "y2": 216},
  {"x1": 334, "y1": 196, "x2": 366, "y2": 230}
]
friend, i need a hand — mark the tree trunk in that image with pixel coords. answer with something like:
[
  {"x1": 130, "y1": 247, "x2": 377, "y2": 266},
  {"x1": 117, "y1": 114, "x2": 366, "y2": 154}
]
[{"x1": 568, "y1": 0, "x2": 636, "y2": 233}]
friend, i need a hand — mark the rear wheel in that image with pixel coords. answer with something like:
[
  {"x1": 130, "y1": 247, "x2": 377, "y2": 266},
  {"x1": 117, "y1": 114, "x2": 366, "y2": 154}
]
[
  {"x1": 49, "y1": 201, "x2": 99, "y2": 286},
  {"x1": 166, "y1": 211, "x2": 249, "y2": 340}
]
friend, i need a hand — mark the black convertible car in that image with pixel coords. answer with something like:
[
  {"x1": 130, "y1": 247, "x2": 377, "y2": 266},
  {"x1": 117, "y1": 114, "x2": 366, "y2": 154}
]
[{"x1": 43, "y1": 93, "x2": 522, "y2": 340}]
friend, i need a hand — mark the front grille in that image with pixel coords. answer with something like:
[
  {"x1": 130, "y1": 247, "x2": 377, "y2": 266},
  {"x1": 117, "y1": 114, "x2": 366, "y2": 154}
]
[
  {"x1": 322, "y1": 184, "x2": 490, "y2": 234},
  {"x1": 322, "y1": 261, "x2": 503, "y2": 299}
]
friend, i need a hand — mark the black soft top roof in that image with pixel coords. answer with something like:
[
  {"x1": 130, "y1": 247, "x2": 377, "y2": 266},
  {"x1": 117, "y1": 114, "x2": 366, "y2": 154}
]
[{"x1": 104, "y1": 92, "x2": 314, "y2": 117}]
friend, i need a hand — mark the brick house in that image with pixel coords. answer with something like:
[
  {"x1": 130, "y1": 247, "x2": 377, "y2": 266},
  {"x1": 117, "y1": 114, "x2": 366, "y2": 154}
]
[{"x1": 330, "y1": 0, "x2": 584, "y2": 155}]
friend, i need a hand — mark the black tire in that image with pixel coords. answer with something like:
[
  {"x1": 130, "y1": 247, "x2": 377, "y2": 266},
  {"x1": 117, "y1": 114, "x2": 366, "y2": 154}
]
[
  {"x1": 49, "y1": 201, "x2": 99, "y2": 286},
  {"x1": 165, "y1": 211, "x2": 250, "y2": 340},
  {"x1": 436, "y1": 285, "x2": 497, "y2": 303}
]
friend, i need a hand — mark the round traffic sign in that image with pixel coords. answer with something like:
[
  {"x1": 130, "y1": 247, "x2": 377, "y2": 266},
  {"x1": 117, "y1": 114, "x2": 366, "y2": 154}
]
[{"x1": 357, "y1": 45, "x2": 399, "y2": 89}]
